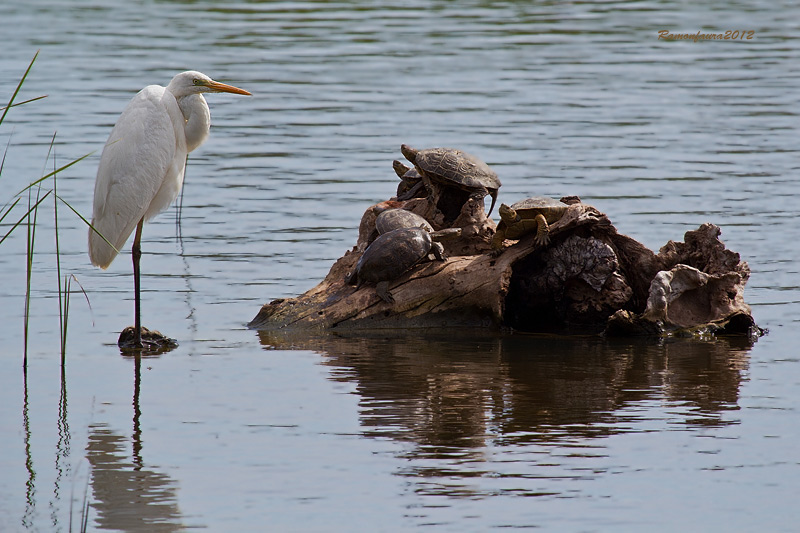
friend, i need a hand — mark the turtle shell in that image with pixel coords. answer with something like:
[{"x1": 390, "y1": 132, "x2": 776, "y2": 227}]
[
  {"x1": 375, "y1": 209, "x2": 433, "y2": 234},
  {"x1": 401, "y1": 145, "x2": 500, "y2": 191},
  {"x1": 510, "y1": 196, "x2": 568, "y2": 218},
  {"x1": 352, "y1": 227, "x2": 432, "y2": 285}
]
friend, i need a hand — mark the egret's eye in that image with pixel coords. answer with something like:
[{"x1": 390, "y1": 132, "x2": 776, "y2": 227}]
[{"x1": 192, "y1": 78, "x2": 201, "y2": 86}]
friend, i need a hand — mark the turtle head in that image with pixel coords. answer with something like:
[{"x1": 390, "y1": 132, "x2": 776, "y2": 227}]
[
  {"x1": 392, "y1": 160, "x2": 411, "y2": 179},
  {"x1": 400, "y1": 144, "x2": 418, "y2": 163},
  {"x1": 430, "y1": 227, "x2": 462, "y2": 242},
  {"x1": 498, "y1": 203, "x2": 516, "y2": 222}
]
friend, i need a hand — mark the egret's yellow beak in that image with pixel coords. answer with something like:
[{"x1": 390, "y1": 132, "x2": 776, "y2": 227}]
[{"x1": 205, "y1": 79, "x2": 251, "y2": 96}]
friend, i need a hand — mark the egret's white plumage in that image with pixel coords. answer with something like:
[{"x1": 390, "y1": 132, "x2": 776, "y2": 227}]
[
  {"x1": 89, "y1": 70, "x2": 250, "y2": 268},
  {"x1": 88, "y1": 71, "x2": 250, "y2": 348}
]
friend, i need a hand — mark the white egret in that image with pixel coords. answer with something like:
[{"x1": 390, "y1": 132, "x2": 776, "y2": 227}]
[{"x1": 89, "y1": 71, "x2": 251, "y2": 348}]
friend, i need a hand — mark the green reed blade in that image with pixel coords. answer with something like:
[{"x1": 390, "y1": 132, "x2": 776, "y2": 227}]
[
  {"x1": 0, "y1": 50, "x2": 42, "y2": 127},
  {"x1": 55, "y1": 192, "x2": 119, "y2": 254},
  {"x1": 0, "y1": 191, "x2": 51, "y2": 246}
]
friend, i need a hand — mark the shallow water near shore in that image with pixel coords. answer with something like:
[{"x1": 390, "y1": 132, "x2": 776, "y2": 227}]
[{"x1": 1, "y1": 1, "x2": 799, "y2": 531}]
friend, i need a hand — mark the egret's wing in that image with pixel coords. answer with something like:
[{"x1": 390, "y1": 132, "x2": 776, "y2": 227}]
[{"x1": 89, "y1": 85, "x2": 180, "y2": 268}]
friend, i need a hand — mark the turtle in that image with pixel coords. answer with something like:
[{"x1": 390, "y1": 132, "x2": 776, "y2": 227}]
[
  {"x1": 346, "y1": 227, "x2": 459, "y2": 304},
  {"x1": 400, "y1": 144, "x2": 502, "y2": 215},
  {"x1": 375, "y1": 207, "x2": 433, "y2": 234},
  {"x1": 365, "y1": 205, "x2": 434, "y2": 246},
  {"x1": 373, "y1": 207, "x2": 462, "y2": 256},
  {"x1": 491, "y1": 196, "x2": 569, "y2": 250},
  {"x1": 392, "y1": 160, "x2": 425, "y2": 200}
]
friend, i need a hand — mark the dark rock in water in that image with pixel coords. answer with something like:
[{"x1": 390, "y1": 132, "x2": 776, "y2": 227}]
[{"x1": 118, "y1": 326, "x2": 178, "y2": 354}]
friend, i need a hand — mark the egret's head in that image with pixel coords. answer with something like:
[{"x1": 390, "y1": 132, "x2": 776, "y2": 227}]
[{"x1": 167, "y1": 71, "x2": 251, "y2": 97}]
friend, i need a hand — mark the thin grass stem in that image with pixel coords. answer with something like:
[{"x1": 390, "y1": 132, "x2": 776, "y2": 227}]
[
  {"x1": 0, "y1": 50, "x2": 42, "y2": 127},
  {"x1": 0, "y1": 94, "x2": 47, "y2": 112},
  {"x1": 62, "y1": 275, "x2": 71, "y2": 360},
  {"x1": 13, "y1": 151, "x2": 92, "y2": 198},
  {"x1": 1, "y1": 134, "x2": 11, "y2": 176},
  {"x1": 23, "y1": 184, "x2": 42, "y2": 365},
  {"x1": 0, "y1": 197, "x2": 21, "y2": 226},
  {"x1": 55, "y1": 191, "x2": 118, "y2": 253},
  {"x1": 0, "y1": 190, "x2": 51, "y2": 246},
  {"x1": 53, "y1": 148, "x2": 65, "y2": 362}
]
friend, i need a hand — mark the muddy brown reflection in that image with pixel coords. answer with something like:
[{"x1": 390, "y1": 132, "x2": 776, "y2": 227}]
[{"x1": 258, "y1": 331, "x2": 752, "y2": 454}]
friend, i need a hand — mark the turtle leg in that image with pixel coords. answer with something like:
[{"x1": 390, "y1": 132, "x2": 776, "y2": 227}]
[
  {"x1": 467, "y1": 187, "x2": 490, "y2": 214},
  {"x1": 397, "y1": 181, "x2": 425, "y2": 201},
  {"x1": 490, "y1": 228, "x2": 506, "y2": 250},
  {"x1": 431, "y1": 242, "x2": 447, "y2": 261},
  {"x1": 376, "y1": 281, "x2": 395, "y2": 304},
  {"x1": 534, "y1": 214, "x2": 551, "y2": 246}
]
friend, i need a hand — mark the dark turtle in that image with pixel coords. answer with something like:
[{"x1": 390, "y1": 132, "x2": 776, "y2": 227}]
[
  {"x1": 491, "y1": 196, "x2": 569, "y2": 250},
  {"x1": 392, "y1": 160, "x2": 425, "y2": 200},
  {"x1": 375, "y1": 207, "x2": 433, "y2": 234},
  {"x1": 400, "y1": 144, "x2": 501, "y2": 215},
  {"x1": 346, "y1": 227, "x2": 457, "y2": 304},
  {"x1": 366, "y1": 205, "x2": 434, "y2": 246}
]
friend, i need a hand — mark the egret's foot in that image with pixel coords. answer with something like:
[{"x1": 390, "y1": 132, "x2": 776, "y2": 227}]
[{"x1": 118, "y1": 326, "x2": 178, "y2": 354}]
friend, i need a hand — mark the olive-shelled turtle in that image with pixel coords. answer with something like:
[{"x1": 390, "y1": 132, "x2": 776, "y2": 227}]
[{"x1": 491, "y1": 196, "x2": 569, "y2": 250}]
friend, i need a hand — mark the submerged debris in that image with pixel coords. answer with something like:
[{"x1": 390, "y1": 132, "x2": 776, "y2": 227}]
[{"x1": 118, "y1": 326, "x2": 178, "y2": 354}]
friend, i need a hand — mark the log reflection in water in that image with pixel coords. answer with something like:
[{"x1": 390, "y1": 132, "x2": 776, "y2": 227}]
[{"x1": 258, "y1": 331, "x2": 752, "y2": 451}]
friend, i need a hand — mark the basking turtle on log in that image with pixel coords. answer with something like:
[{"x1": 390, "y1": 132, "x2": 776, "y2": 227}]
[
  {"x1": 375, "y1": 207, "x2": 433, "y2": 234},
  {"x1": 346, "y1": 226, "x2": 461, "y2": 304},
  {"x1": 492, "y1": 196, "x2": 570, "y2": 251},
  {"x1": 392, "y1": 160, "x2": 425, "y2": 200},
  {"x1": 248, "y1": 145, "x2": 760, "y2": 338},
  {"x1": 400, "y1": 145, "x2": 501, "y2": 218},
  {"x1": 250, "y1": 197, "x2": 760, "y2": 337},
  {"x1": 366, "y1": 205, "x2": 436, "y2": 246}
]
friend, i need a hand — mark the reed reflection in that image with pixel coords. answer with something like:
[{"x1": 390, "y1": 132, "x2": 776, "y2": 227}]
[
  {"x1": 21, "y1": 367, "x2": 35, "y2": 530},
  {"x1": 51, "y1": 367, "x2": 71, "y2": 530}
]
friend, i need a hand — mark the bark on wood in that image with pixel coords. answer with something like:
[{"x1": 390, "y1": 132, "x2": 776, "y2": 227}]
[{"x1": 249, "y1": 194, "x2": 761, "y2": 337}]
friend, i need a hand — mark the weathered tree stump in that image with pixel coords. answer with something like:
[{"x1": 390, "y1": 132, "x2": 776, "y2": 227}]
[{"x1": 249, "y1": 194, "x2": 760, "y2": 337}]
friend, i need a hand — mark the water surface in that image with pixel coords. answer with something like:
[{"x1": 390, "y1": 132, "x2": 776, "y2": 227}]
[{"x1": 1, "y1": 1, "x2": 799, "y2": 531}]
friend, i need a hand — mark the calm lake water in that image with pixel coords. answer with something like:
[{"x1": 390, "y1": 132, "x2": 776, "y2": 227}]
[{"x1": 1, "y1": 1, "x2": 799, "y2": 531}]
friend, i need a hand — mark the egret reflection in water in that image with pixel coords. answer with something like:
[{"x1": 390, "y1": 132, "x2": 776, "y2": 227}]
[{"x1": 84, "y1": 353, "x2": 185, "y2": 531}]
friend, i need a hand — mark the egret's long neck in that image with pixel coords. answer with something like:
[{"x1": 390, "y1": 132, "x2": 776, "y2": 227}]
[{"x1": 178, "y1": 94, "x2": 211, "y2": 153}]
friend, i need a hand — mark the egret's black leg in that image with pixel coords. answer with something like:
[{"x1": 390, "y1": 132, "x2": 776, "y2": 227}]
[{"x1": 132, "y1": 219, "x2": 144, "y2": 348}]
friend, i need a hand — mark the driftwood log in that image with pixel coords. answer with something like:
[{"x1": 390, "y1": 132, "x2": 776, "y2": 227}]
[{"x1": 249, "y1": 191, "x2": 761, "y2": 337}]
